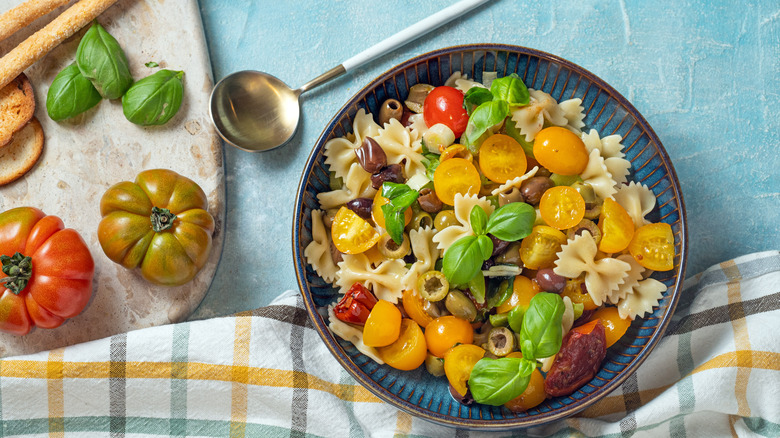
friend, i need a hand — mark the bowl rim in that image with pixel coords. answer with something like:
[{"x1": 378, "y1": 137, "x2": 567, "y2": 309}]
[{"x1": 292, "y1": 43, "x2": 688, "y2": 430}]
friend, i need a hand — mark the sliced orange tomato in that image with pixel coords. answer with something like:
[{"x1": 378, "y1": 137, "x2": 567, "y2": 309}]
[
  {"x1": 572, "y1": 318, "x2": 600, "y2": 335},
  {"x1": 478, "y1": 134, "x2": 528, "y2": 183},
  {"x1": 378, "y1": 319, "x2": 427, "y2": 370},
  {"x1": 629, "y1": 222, "x2": 675, "y2": 271},
  {"x1": 519, "y1": 225, "x2": 567, "y2": 269},
  {"x1": 598, "y1": 198, "x2": 635, "y2": 253},
  {"x1": 443, "y1": 344, "x2": 485, "y2": 396},
  {"x1": 433, "y1": 158, "x2": 481, "y2": 206},
  {"x1": 561, "y1": 277, "x2": 598, "y2": 311},
  {"x1": 372, "y1": 190, "x2": 412, "y2": 230},
  {"x1": 425, "y1": 315, "x2": 474, "y2": 358},
  {"x1": 533, "y1": 126, "x2": 589, "y2": 175},
  {"x1": 496, "y1": 275, "x2": 540, "y2": 314},
  {"x1": 504, "y1": 352, "x2": 546, "y2": 412},
  {"x1": 539, "y1": 186, "x2": 586, "y2": 230},
  {"x1": 590, "y1": 307, "x2": 630, "y2": 348},
  {"x1": 439, "y1": 144, "x2": 472, "y2": 162},
  {"x1": 332, "y1": 206, "x2": 380, "y2": 254},
  {"x1": 362, "y1": 300, "x2": 402, "y2": 347},
  {"x1": 402, "y1": 288, "x2": 435, "y2": 328}
]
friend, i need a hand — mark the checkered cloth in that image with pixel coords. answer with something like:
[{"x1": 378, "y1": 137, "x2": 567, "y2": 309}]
[{"x1": 0, "y1": 251, "x2": 778, "y2": 437}]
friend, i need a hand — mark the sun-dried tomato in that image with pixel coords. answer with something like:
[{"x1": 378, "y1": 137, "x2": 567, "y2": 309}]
[{"x1": 544, "y1": 320, "x2": 607, "y2": 397}]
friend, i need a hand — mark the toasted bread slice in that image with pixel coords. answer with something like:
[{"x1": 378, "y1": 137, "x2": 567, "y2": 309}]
[
  {"x1": 0, "y1": 117, "x2": 44, "y2": 186},
  {"x1": 0, "y1": 73, "x2": 35, "y2": 148}
]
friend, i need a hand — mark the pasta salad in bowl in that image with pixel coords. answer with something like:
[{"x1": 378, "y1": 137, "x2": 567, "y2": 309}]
[{"x1": 293, "y1": 44, "x2": 687, "y2": 429}]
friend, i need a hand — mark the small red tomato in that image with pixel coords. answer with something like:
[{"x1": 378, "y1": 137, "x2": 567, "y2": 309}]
[{"x1": 423, "y1": 86, "x2": 469, "y2": 138}]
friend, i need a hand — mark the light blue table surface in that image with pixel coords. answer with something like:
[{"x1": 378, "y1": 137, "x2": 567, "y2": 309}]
[{"x1": 191, "y1": 0, "x2": 780, "y2": 319}]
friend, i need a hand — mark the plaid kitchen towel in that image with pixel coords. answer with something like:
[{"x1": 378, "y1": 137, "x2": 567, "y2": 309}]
[{"x1": 0, "y1": 251, "x2": 778, "y2": 438}]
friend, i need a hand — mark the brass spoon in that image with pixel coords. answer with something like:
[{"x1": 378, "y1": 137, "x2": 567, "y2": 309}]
[{"x1": 209, "y1": 0, "x2": 490, "y2": 152}]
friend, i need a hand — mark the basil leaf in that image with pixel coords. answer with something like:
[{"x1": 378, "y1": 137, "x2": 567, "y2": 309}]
[
  {"x1": 122, "y1": 69, "x2": 184, "y2": 126},
  {"x1": 380, "y1": 182, "x2": 419, "y2": 244},
  {"x1": 468, "y1": 270, "x2": 486, "y2": 304},
  {"x1": 476, "y1": 234, "x2": 493, "y2": 261},
  {"x1": 46, "y1": 62, "x2": 102, "y2": 121},
  {"x1": 468, "y1": 357, "x2": 535, "y2": 406},
  {"x1": 145, "y1": 61, "x2": 159, "y2": 68},
  {"x1": 486, "y1": 277, "x2": 514, "y2": 309},
  {"x1": 507, "y1": 304, "x2": 525, "y2": 333},
  {"x1": 442, "y1": 235, "x2": 482, "y2": 285},
  {"x1": 76, "y1": 22, "x2": 133, "y2": 100},
  {"x1": 485, "y1": 202, "x2": 535, "y2": 242},
  {"x1": 381, "y1": 204, "x2": 405, "y2": 245},
  {"x1": 489, "y1": 73, "x2": 530, "y2": 107},
  {"x1": 520, "y1": 292, "x2": 565, "y2": 361},
  {"x1": 462, "y1": 87, "x2": 493, "y2": 116},
  {"x1": 462, "y1": 100, "x2": 509, "y2": 149},
  {"x1": 470, "y1": 205, "x2": 487, "y2": 236},
  {"x1": 421, "y1": 153, "x2": 440, "y2": 180},
  {"x1": 382, "y1": 182, "x2": 410, "y2": 200},
  {"x1": 504, "y1": 118, "x2": 535, "y2": 158}
]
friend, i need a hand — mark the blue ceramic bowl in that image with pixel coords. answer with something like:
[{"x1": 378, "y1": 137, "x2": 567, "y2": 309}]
[{"x1": 293, "y1": 44, "x2": 687, "y2": 430}]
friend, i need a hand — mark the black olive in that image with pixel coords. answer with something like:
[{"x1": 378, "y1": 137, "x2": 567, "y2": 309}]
[
  {"x1": 417, "y1": 188, "x2": 443, "y2": 213},
  {"x1": 345, "y1": 198, "x2": 373, "y2": 219},
  {"x1": 449, "y1": 382, "x2": 475, "y2": 405},
  {"x1": 535, "y1": 268, "x2": 567, "y2": 293},
  {"x1": 489, "y1": 234, "x2": 511, "y2": 257},
  {"x1": 355, "y1": 137, "x2": 387, "y2": 174},
  {"x1": 370, "y1": 163, "x2": 404, "y2": 189},
  {"x1": 520, "y1": 176, "x2": 555, "y2": 205},
  {"x1": 481, "y1": 258, "x2": 495, "y2": 270}
]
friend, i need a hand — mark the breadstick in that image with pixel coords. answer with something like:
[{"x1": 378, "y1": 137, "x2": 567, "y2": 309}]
[
  {"x1": 0, "y1": 0, "x2": 119, "y2": 89},
  {"x1": 0, "y1": 0, "x2": 72, "y2": 43}
]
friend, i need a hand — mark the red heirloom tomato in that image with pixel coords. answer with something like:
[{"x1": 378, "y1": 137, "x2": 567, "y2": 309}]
[
  {"x1": 0, "y1": 207, "x2": 95, "y2": 335},
  {"x1": 98, "y1": 169, "x2": 215, "y2": 286},
  {"x1": 423, "y1": 86, "x2": 469, "y2": 137}
]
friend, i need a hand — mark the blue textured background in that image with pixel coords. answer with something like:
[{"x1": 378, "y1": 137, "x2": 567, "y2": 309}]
[{"x1": 191, "y1": 0, "x2": 780, "y2": 318}]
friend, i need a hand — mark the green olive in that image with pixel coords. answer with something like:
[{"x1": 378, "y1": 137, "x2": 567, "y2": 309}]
[
  {"x1": 328, "y1": 171, "x2": 343, "y2": 191},
  {"x1": 424, "y1": 353, "x2": 445, "y2": 377},
  {"x1": 566, "y1": 219, "x2": 602, "y2": 246},
  {"x1": 571, "y1": 182, "x2": 597, "y2": 205},
  {"x1": 445, "y1": 290, "x2": 478, "y2": 322},
  {"x1": 486, "y1": 327, "x2": 515, "y2": 357},
  {"x1": 434, "y1": 210, "x2": 458, "y2": 231},
  {"x1": 417, "y1": 271, "x2": 449, "y2": 301},
  {"x1": 495, "y1": 241, "x2": 522, "y2": 266},
  {"x1": 377, "y1": 233, "x2": 410, "y2": 259},
  {"x1": 584, "y1": 203, "x2": 602, "y2": 220},
  {"x1": 407, "y1": 211, "x2": 433, "y2": 232}
]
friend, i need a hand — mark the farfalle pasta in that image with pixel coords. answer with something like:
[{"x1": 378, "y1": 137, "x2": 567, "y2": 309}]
[{"x1": 304, "y1": 69, "x2": 676, "y2": 411}]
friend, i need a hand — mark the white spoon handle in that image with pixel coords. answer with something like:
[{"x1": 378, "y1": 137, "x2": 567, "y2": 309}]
[{"x1": 342, "y1": 0, "x2": 491, "y2": 72}]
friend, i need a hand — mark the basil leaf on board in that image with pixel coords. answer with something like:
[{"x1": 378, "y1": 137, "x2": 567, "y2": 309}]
[
  {"x1": 145, "y1": 61, "x2": 159, "y2": 68},
  {"x1": 476, "y1": 234, "x2": 493, "y2": 261},
  {"x1": 122, "y1": 69, "x2": 184, "y2": 126},
  {"x1": 486, "y1": 277, "x2": 514, "y2": 309},
  {"x1": 468, "y1": 270, "x2": 486, "y2": 304},
  {"x1": 442, "y1": 235, "x2": 483, "y2": 285},
  {"x1": 489, "y1": 73, "x2": 530, "y2": 107},
  {"x1": 470, "y1": 205, "x2": 488, "y2": 236},
  {"x1": 76, "y1": 22, "x2": 133, "y2": 100},
  {"x1": 504, "y1": 118, "x2": 535, "y2": 158},
  {"x1": 507, "y1": 304, "x2": 525, "y2": 333},
  {"x1": 520, "y1": 292, "x2": 565, "y2": 361},
  {"x1": 462, "y1": 100, "x2": 509, "y2": 149},
  {"x1": 468, "y1": 357, "x2": 535, "y2": 406},
  {"x1": 462, "y1": 87, "x2": 494, "y2": 116},
  {"x1": 46, "y1": 62, "x2": 102, "y2": 121},
  {"x1": 380, "y1": 182, "x2": 419, "y2": 244},
  {"x1": 421, "y1": 152, "x2": 440, "y2": 180},
  {"x1": 485, "y1": 202, "x2": 535, "y2": 242}
]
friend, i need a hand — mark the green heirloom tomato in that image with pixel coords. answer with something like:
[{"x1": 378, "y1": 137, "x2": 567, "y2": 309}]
[{"x1": 98, "y1": 169, "x2": 214, "y2": 286}]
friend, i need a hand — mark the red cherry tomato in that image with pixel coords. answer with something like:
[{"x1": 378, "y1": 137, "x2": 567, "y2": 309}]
[{"x1": 423, "y1": 86, "x2": 469, "y2": 138}]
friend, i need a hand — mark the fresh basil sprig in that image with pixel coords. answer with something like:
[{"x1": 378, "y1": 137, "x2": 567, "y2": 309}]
[
  {"x1": 46, "y1": 62, "x2": 102, "y2": 121},
  {"x1": 380, "y1": 182, "x2": 419, "y2": 245},
  {"x1": 421, "y1": 152, "x2": 440, "y2": 180},
  {"x1": 442, "y1": 202, "x2": 535, "y2": 285},
  {"x1": 468, "y1": 356, "x2": 536, "y2": 406},
  {"x1": 122, "y1": 69, "x2": 184, "y2": 126},
  {"x1": 519, "y1": 292, "x2": 565, "y2": 361},
  {"x1": 76, "y1": 22, "x2": 133, "y2": 100},
  {"x1": 462, "y1": 73, "x2": 530, "y2": 149}
]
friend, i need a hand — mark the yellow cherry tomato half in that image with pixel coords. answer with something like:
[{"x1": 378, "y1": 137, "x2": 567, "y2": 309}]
[
  {"x1": 533, "y1": 126, "x2": 589, "y2": 175},
  {"x1": 332, "y1": 206, "x2": 380, "y2": 254},
  {"x1": 539, "y1": 186, "x2": 586, "y2": 230},
  {"x1": 561, "y1": 277, "x2": 598, "y2": 311},
  {"x1": 439, "y1": 144, "x2": 472, "y2": 162},
  {"x1": 629, "y1": 222, "x2": 675, "y2": 271},
  {"x1": 378, "y1": 319, "x2": 427, "y2": 371},
  {"x1": 433, "y1": 158, "x2": 481, "y2": 206},
  {"x1": 443, "y1": 344, "x2": 485, "y2": 396},
  {"x1": 425, "y1": 315, "x2": 474, "y2": 358},
  {"x1": 519, "y1": 225, "x2": 568, "y2": 269},
  {"x1": 598, "y1": 198, "x2": 635, "y2": 253},
  {"x1": 496, "y1": 275, "x2": 541, "y2": 314},
  {"x1": 590, "y1": 307, "x2": 631, "y2": 348},
  {"x1": 402, "y1": 288, "x2": 435, "y2": 328},
  {"x1": 478, "y1": 134, "x2": 528, "y2": 183},
  {"x1": 362, "y1": 300, "x2": 402, "y2": 347},
  {"x1": 372, "y1": 190, "x2": 413, "y2": 230}
]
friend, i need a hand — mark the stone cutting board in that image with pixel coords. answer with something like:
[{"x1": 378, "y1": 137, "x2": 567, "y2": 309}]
[{"x1": 0, "y1": 0, "x2": 225, "y2": 357}]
